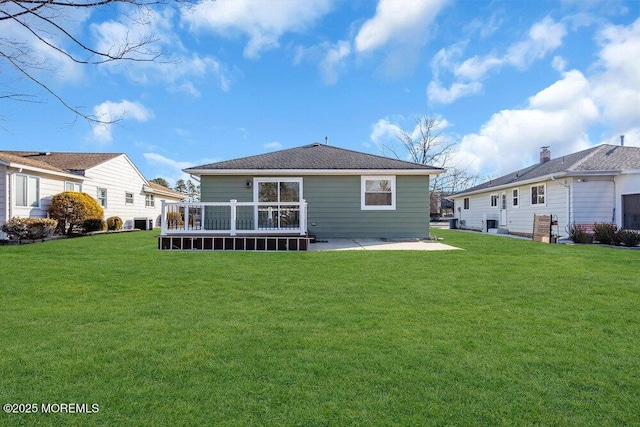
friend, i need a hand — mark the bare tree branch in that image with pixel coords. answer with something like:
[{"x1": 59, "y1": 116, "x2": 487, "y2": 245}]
[{"x1": 0, "y1": 0, "x2": 198, "y2": 125}]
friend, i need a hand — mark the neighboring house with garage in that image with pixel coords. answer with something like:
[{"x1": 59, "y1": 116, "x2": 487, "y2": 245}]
[
  {"x1": 449, "y1": 144, "x2": 640, "y2": 237},
  {"x1": 158, "y1": 143, "x2": 444, "y2": 250},
  {"x1": 0, "y1": 151, "x2": 184, "y2": 239}
]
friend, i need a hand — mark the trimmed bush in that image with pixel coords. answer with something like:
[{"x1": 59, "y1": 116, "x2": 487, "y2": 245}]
[
  {"x1": 567, "y1": 223, "x2": 592, "y2": 244},
  {"x1": 83, "y1": 218, "x2": 107, "y2": 233},
  {"x1": 593, "y1": 222, "x2": 618, "y2": 245},
  {"x1": 1, "y1": 217, "x2": 58, "y2": 240},
  {"x1": 617, "y1": 229, "x2": 640, "y2": 247},
  {"x1": 48, "y1": 191, "x2": 104, "y2": 235},
  {"x1": 107, "y1": 216, "x2": 124, "y2": 231}
]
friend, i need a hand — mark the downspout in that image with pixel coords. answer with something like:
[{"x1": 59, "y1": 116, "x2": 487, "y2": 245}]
[{"x1": 552, "y1": 176, "x2": 571, "y2": 235}]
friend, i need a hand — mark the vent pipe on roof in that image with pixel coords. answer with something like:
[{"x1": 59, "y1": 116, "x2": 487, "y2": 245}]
[
  {"x1": 620, "y1": 135, "x2": 625, "y2": 146},
  {"x1": 540, "y1": 146, "x2": 551, "y2": 164},
  {"x1": 325, "y1": 136, "x2": 328, "y2": 145}
]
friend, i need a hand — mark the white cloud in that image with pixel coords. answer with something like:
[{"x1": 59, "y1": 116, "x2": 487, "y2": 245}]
[
  {"x1": 590, "y1": 17, "x2": 640, "y2": 132},
  {"x1": 354, "y1": 0, "x2": 448, "y2": 53},
  {"x1": 143, "y1": 152, "x2": 196, "y2": 186},
  {"x1": 183, "y1": 0, "x2": 333, "y2": 59},
  {"x1": 319, "y1": 41, "x2": 351, "y2": 85},
  {"x1": 427, "y1": 80, "x2": 482, "y2": 104},
  {"x1": 92, "y1": 7, "x2": 232, "y2": 94},
  {"x1": 92, "y1": 100, "x2": 153, "y2": 143},
  {"x1": 455, "y1": 69, "x2": 599, "y2": 177},
  {"x1": 264, "y1": 141, "x2": 283, "y2": 150},
  {"x1": 429, "y1": 16, "x2": 567, "y2": 104}
]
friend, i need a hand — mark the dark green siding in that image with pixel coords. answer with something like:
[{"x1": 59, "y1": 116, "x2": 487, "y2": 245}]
[{"x1": 200, "y1": 174, "x2": 430, "y2": 238}]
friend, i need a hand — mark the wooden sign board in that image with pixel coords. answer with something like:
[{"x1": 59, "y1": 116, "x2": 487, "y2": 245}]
[{"x1": 533, "y1": 214, "x2": 552, "y2": 243}]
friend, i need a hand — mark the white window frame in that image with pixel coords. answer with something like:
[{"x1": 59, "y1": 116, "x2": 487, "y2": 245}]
[
  {"x1": 361, "y1": 176, "x2": 396, "y2": 211},
  {"x1": 490, "y1": 194, "x2": 498, "y2": 208},
  {"x1": 125, "y1": 192, "x2": 134, "y2": 205},
  {"x1": 512, "y1": 188, "x2": 519, "y2": 208},
  {"x1": 463, "y1": 197, "x2": 470, "y2": 210},
  {"x1": 15, "y1": 174, "x2": 40, "y2": 208},
  {"x1": 97, "y1": 188, "x2": 108, "y2": 208},
  {"x1": 145, "y1": 194, "x2": 155, "y2": 208},
  {"x1": 65, "y1": 181, "x2": 82, "y2": 192},
  {"x1": 531, "y1": 184, "x2": 546, "y2": 206},
  {"x1": 253, "y1": 177, "x2": 303, "y2": 203}
]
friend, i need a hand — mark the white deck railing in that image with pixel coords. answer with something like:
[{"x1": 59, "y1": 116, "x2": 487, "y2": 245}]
[{"x1": 160, "y1": 200, "x2": 307, "y2": 236}]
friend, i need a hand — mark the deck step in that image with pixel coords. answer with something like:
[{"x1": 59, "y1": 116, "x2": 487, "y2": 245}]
[{"x1": 158, "y1": 235, "x2": 309, "y2": 251}]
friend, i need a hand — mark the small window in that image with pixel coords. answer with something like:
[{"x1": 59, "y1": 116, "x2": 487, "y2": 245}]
[
  {"x1": 361, "y1": 176, "x2": 396, "y2": 210},
  {"x1": 65, "y1": 182, "x2": 81, "y2": 192},
  {"x1": 145, "y1": 194, "x2": 155, "y2": 208},
  {"x1": 125, "y1": 192, "x2": 134, "y2": 205},
  {"x1": 97, "y1": 188, "x2": 107, "y2": 208},
  {"x1": 531, "y1": 184, "x2": 545, "y2": 205},
  {"x1": 490, "y1": 194, "x2": 498, "y2": 207},
  {"x1": 15, "y1": 174, "x2": 40, "y2": 207},
  {"x1": 463, "y1": 197, "x2": 470, "y2": 210},
  {"x1": 512, "y1": 188, "x2": 519, "y2": 207}
]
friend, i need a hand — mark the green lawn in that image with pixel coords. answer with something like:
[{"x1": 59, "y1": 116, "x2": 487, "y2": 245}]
[{"x1": 1, "y1": 230, "x2": 638, "y2": 426}]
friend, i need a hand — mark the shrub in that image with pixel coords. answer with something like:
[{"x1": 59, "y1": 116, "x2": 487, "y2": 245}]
[
  {"x1": 567, "y1": 223, "x2": 592, "y2": 244},
  {"x1": 107, "y1": 216, "x2": 123, "y2": 231},
  {"x1": 1, "y1": 217, "x2": 58, "y2": 240},
  {"x1": 48, "y1": 192, "x2": 104, "y2": 235},
  {"x1": 166, "y1": 212, "x2": 184, "y2": 228},
  {"x1": 83, "y1": 218, "x2": 107, "y2": 233},
  {"x1": 593, "y1": 222, "x2": 618, "y2": 245},
  {"x1": 617, "y1": 229, "x2": 640, "y2": 247}
]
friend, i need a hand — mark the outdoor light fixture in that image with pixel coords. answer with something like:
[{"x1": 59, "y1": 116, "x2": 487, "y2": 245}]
[{"x1": 246, "y1": 180, "x2": 252, "y2": 188}]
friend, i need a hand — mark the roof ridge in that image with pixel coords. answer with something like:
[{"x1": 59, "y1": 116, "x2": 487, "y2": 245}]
[{"x1": 566, "y1": 145, "x2": 606, "y2": 172}]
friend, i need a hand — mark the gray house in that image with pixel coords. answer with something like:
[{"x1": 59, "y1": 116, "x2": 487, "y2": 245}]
[
  {"x1": 159, "y1": 143, "x2": 443, "y2": 250},
  {"x1": 449, "y1": 144, "x2": 640, "y2": 238}
]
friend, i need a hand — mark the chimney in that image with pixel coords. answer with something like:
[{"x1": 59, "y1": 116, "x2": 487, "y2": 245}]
[
  {"x1": 620, "y1": 135, "x2": 625, "y2": 146},
  {"x1": 540, "y1": 146, "x2": 551, "y2": 164}
]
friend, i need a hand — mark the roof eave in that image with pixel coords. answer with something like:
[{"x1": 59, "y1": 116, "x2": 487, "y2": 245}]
[
  {"x1": 3, "y1": 161, "x2": 83, "y2": 180},
  {"x1": 184, "y1": 168, "x2": 444, "y2": 176}
]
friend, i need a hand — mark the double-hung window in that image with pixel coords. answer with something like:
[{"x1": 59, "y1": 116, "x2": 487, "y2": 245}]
[
  {"x1": 361, "y1": 176, "x2": 396, "y2": 210},
  {"x1": 97, "y1": 188, "x2": 108, "y2": 208},
  {"x1": 512, "y1": 188, "x2": 519, "y2": 207},
  {"x1": 15, "y1": 174, "x2": 40, "y2": 207},
  {"x1": 65, "y1": 181, "x2": 82, "y2": 192},
  {"x1": 145, "y1": 194, "x2": 155, "y2": 207},
  {"x1": 490, "y1": 194, "x2": 498, "y2": 208},
  {"x1": 126, "y1": 192, "x2": 134, "y2": 205},
  {"x1": 531, "y1": 184, "x2": 545, "y2": 205},
  {"x1": 463, "y1": 197, "x2": 470, "y2": 210}
]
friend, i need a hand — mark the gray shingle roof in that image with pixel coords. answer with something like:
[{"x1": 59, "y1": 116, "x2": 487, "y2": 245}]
[
  {"x1": 186, "y1": 143, "x2": 443, "y2": 172},
  {"x1": 454, "y1": 144, "x2": 640, "y2": 196},
  {"x1": 0, "y1": 151, "x2": 121, "y2": 175}
]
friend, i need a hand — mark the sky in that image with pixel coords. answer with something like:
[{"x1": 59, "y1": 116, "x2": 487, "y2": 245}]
[{"x1": 1, "y1": 0, "x2": 639, "y2": 186}]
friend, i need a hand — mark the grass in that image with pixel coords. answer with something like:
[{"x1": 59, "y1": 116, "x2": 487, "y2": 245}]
[{"x1": 1, "y1": 230, "x2": 638, "y2": 426}]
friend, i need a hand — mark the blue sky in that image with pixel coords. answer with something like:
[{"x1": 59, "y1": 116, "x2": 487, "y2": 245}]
[{"x1": 2, "y1": 0, "x2": 639, "y2": 186}]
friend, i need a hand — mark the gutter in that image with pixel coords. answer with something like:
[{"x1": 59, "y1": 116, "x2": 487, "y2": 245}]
[{"x1": 183, "y1": 168, "x2": 445, "y2": 176}]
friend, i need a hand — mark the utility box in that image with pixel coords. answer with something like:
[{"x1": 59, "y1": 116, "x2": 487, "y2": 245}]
[{"x1": 134, "y1": 218, "x2": 154, "y2": 230}]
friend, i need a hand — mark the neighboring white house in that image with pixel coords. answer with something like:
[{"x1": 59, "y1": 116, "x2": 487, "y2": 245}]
[
  {"x1": 0, "y1": 151, "x2": 184, "y2": 238},
  {"x1": 449, "y1": 144, "x2": 640, "y2": 237}
]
